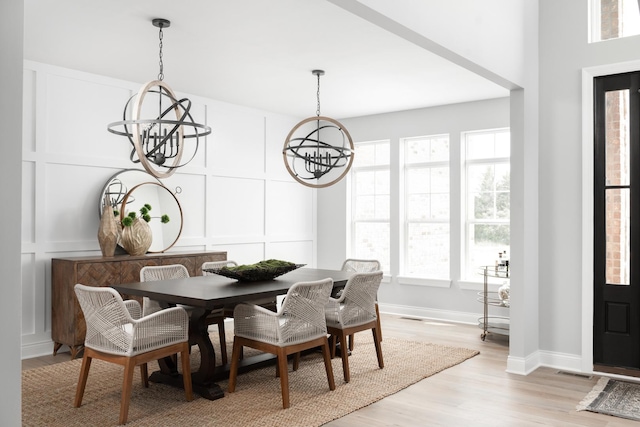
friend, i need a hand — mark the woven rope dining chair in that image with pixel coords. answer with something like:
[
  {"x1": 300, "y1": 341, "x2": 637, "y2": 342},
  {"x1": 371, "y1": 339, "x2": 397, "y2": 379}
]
[
  {"x1": 141, "y1": 264, "x2": 230, "y2": 366},
  {"x1": 228, "y1": 278, "x2": 336, "y2": 409},
  {"x1": 340, "y1": 259, "x2": 382, "y2": 350},
  {"x1": 325, "y1": 271, "x2": 384, "y2": 382},
  {"x1": 73, "y1": 284, "x2": 192, "y2": 425}
]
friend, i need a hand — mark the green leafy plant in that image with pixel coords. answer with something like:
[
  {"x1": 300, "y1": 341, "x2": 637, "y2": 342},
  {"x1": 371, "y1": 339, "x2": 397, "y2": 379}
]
[{"x1": 114, "y1": 204, "x2": 170, "y2": 227}]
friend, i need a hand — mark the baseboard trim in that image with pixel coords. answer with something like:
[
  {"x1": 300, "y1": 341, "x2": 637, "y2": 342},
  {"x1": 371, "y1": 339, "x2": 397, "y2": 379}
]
[
  {"x1": 506, "y1": 351, "x2": 540, "y2": 375},
  {"x1": 379, "y1": 303, "x2": 589, "y2": 377},
  {"x1": 22, "y1": 340, "x2": 57, "y2": 360},
  {"x1": 378, "y1": 302, "x2": 478, "y2": 325}
]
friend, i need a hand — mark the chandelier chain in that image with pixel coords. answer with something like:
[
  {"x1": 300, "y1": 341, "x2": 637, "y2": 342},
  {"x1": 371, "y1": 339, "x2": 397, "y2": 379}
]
[
  {"x1": 158, "y1": 26, "x2": 164, "y2": 81},
  {"x1": 316, "y1": 73, "x2": 321, "y2": 117}
]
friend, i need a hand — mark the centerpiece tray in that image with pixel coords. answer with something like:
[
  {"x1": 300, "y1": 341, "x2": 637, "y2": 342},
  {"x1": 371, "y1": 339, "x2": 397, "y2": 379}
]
[{"x1": 203, "y1": 259, "x2": 305, "y2": 282}]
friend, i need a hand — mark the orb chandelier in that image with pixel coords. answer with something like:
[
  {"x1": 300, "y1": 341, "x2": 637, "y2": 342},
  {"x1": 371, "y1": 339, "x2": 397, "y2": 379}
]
[
  {"x1": 107, "y1": 18, "x2": 211, "y2": 179},
  {"x1": 283, "y1": 70, "x2": 354, "y2": 188}
]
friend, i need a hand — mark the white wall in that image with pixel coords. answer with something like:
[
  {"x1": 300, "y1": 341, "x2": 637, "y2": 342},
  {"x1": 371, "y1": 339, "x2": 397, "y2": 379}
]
[
  {"x1": 318, "y1": 97, "x2": 511, "y2": 324},
  {"x1": 1, "y1": 0, "x2": 24, "y2": 424},
  {"x1": 21, "y1": 61, "x2": 315, "y2": 358}
]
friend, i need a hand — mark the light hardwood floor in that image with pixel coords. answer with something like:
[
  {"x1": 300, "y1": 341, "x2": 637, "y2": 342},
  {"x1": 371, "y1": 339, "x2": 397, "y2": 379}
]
[{"x1": 23, "y1": 314, "x2": 634, "y2": 426}]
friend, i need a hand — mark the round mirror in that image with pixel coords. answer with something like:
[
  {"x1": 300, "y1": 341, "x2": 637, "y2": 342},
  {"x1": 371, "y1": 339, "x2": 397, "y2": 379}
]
[
  {"x1": 98, "y1": 169, "x2": 161, "y2": 216},
  {"x1": 120, "y1": 182, "x2": 183, "y2": 253}
]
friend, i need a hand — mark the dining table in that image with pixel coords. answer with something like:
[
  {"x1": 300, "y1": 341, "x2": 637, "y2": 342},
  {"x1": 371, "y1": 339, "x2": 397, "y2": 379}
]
[{"x1": 112, "y1": 267, "x2": 353, "y2": 400}]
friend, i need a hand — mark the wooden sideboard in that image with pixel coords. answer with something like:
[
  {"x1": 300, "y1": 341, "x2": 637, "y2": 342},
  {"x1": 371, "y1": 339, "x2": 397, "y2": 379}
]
[{"x1": 51, "y1": 251, "x2": 227, "y2": 358}]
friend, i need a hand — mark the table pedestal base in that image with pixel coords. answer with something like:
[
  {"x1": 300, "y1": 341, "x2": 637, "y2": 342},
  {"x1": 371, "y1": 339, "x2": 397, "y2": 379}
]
[{"x1": 148, "y1": 371, "x2": 225, "y2": 400}]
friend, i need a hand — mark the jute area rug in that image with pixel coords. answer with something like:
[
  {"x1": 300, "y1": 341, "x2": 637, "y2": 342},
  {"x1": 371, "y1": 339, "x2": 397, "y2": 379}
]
[
  {"x1": 577, "y1": 377, "x2": 640, "y2": 421},
  {"x1": 23, "y1": 334, "x2": 478, "y2": 426}
]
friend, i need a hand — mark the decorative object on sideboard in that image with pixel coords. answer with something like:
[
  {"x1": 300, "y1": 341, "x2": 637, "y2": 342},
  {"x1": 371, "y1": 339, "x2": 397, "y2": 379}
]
[
  {"x1": 97, "y1": 194, "x2": 119, "y2": 257},
  {"x1": 118, "y1": 201, "x2": 169, "y2": 256},
  {"x1": 118, "y1": 181, "x2": 183, "y2": 254},
  {"x1": 107, "y1": 18, "x2": 211, "y2": 179},
  {"x1": 119, "y1": 217, "x2": 153, "y2": 256},
  {"x1": 283, "y1": 69, "x2": 354, "y2": 188},
  {"x1": 120, "y1": 205, "x2": 153, "y2": 256}
]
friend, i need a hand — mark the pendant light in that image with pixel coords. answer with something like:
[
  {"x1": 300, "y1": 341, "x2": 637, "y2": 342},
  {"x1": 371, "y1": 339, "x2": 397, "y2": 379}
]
[
  {"x1": 107, "y1": 18, "x2": 211, "y2": 179},
  {"x1": 283, "y1": 70, "x2": 354, "y2": 188}
]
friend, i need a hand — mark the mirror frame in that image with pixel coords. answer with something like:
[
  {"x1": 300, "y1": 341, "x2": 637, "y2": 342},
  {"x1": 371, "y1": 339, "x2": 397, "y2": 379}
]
[
  {"x1": 98, "y1": 169, "x2": 161, "y2": 216},
  {"x1": 120, "y1": 182, "x2": 184, "y2": 253}
]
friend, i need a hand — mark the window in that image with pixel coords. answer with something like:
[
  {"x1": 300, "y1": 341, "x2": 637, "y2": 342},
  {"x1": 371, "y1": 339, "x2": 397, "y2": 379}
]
[
  {"x1": 402, "y1": 135, "x2": 450, "y2": 279},
  {"x1": 591, "y1": 0, "x2": 640, "y2": 42},
  {"x1": 348, "y1": 128, "x2": 509, "y2": 284},
  {"x1": 350, "y1": 140, "x2": 390, "y2": 271},
  {"x1": 463, "y1": 129, "x2": 510, "y2": 280}
]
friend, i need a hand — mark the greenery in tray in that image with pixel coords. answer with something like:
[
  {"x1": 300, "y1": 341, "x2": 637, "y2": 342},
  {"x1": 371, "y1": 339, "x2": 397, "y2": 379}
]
[
  {"x1": 223, "y1": 259, "x2": 296, "y2": 272},
  {"x1": 213, "y1": 259, "x2": 302, "y2": 282}
]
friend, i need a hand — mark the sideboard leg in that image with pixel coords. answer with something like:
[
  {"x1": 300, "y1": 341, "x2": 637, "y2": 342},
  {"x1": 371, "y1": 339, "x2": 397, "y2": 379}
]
[{"x1": 53, "y1": 342, "x2": 62, "y2": 356}]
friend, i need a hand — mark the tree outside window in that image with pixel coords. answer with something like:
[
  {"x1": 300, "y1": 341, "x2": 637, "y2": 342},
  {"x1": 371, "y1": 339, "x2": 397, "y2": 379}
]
[{"x1": 464, "y1": 129, "x2": 510, "y2": 279}]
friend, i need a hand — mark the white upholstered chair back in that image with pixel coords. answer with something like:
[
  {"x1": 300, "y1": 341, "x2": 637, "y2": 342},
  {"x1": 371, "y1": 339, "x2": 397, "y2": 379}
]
[
  {"x1": 233, "y1": 278, "x2": 333, "y2": 346},
  {"x1": 325, "y1": 271, "x2": 383, "y2": 329},
  {"x1": 340, "y1": 258, "x2": 381, "y2": 273},
  {"x1": 139, "y1": 264, "x2": 190, "y2": 317},
  {"x1": 202, "y1": 260, "x2": 238, "y2": 275}
]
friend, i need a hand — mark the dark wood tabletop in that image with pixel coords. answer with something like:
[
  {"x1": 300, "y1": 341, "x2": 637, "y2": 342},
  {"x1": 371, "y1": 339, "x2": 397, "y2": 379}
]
[{"x1": 112, "y1": 267, "x2": 353, "y2": 309}]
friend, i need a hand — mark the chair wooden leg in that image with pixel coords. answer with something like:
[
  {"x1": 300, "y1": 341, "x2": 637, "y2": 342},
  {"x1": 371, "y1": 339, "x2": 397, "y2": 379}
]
[
  {"x1": 321, "y1": 338, "x2": 336, "y2": 391},
  {"x1": 140, "y1": 363, "x2": 149, "y2": 388},
  {"x1": 348, "y1": 334, "x2": 355, "y2": 351},
  {"x1": 329, "y1": 334, "x2": 337, "y2": 358},
  {"x1": 338, "y1": 331, "x2": 350, "y2": 383},
  {"x1": 217, "y1": 320, "x2": 228, "y2": 366},
  {"x1": 375, "y1": 302, "x2": 382, "y2": 342},
  {"x1": 276, "y1": 348, "x2": 290, "y2": 408},
  {"x1": 292, "y1": 352, "x2": 300, "y2": 371},
  {"x1": 228, "y1": 338, "x2": 242, "y2": 393},
  {"x1": 372, "y1": 327, "x2": 384, "y2": 369},
  {"x1": 180, "y1": 343, "x2": 193, "y2": 401},
  {"x1": 74, "y1": 353, "x2": 92, "y2": 408},
  {"x1": 119, "y1": 358, "x2": 136, "y2": 425}
]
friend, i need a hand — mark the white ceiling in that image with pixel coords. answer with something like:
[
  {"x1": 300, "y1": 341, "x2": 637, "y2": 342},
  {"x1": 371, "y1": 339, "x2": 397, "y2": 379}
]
[{"x1": 23, "y1": 0, "x2": 509, "y2": 119}]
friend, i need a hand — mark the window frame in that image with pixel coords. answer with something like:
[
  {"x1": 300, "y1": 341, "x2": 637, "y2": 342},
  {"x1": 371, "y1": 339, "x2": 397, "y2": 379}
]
[
  {"x1": 400, "y1": 134, "x2": 451, "y2": 281},
  {"x1": 461, "y1": 128, "x2": 511, "y2": 281},
  {"x1": 348, "y1": 139, "x2": 391, "y2": 272}
]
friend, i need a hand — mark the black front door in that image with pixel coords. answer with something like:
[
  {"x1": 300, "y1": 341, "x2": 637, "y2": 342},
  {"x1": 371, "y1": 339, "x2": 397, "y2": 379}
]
[{"x1": 594, "y1": 71, "x2": 640, "y2": 375}]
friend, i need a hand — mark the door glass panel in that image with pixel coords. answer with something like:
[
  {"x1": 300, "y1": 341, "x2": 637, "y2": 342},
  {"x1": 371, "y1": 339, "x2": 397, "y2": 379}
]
[
  {"x1": 606, "y1": 188, "x2": 630, "y2": 285},
  {"x1": 605, "y1": 90, "x2": 630, "y2": 186}
]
